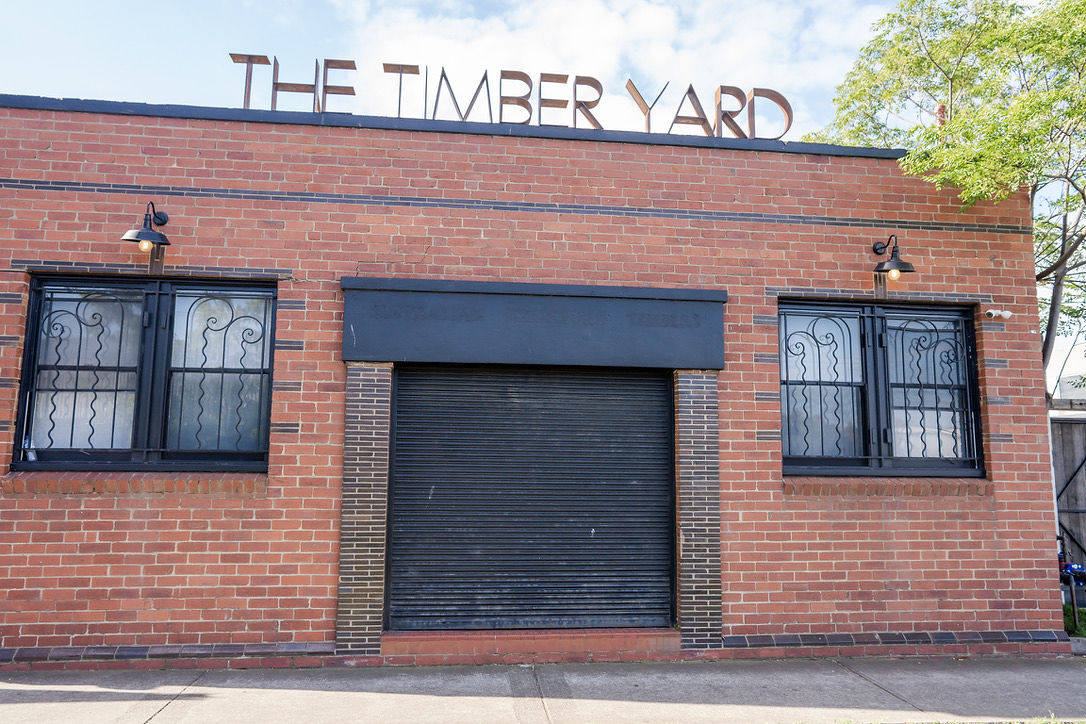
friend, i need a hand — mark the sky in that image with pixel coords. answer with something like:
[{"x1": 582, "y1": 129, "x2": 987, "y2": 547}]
[
  {"x1": 0, "y1": 0, "x2": 1079, "y2": 386},
  {"x1": 0, "y1": 0, "x2": 891, "y2": 137}
]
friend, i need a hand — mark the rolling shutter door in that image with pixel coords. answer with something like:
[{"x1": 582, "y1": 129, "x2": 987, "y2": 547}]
[{"x1": 388, "y1": 365, "x2": 674, "y2": 630}]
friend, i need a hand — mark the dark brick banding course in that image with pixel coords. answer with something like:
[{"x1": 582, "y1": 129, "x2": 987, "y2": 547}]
[
  {"x1": 336, "y1": 363, "x2": 392, "y2": 654},
  {"x1": 675, "y1": 371, "x2": 724, "y2": 649}
]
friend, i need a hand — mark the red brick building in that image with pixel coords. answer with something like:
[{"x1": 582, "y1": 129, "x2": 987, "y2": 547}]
[{"x1": 0, "y1": 94, "x2": 1069, "y2": 670}]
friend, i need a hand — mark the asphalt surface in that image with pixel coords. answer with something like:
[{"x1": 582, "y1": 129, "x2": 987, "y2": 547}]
[{"x1": 2, "y1": 656, "x2": 1086, "y2": 723}]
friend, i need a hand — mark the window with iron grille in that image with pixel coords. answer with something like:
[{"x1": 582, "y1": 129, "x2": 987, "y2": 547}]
[
  {"x1": 13, "y1": 277, "x2": 276, "y2": 471},
  {"x1": 779, "y1": 302, "x2": 982, "y2": 476}
]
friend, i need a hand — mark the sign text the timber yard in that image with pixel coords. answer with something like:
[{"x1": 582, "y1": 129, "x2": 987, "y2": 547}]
[{"x1": 230, "y1": 54, "x2": 794, "y2": 140}]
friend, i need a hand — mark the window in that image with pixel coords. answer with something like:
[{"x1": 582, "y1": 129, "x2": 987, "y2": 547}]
[
  {"x1": 14, "y1": 277, "x2": 276, "y2": 471},
  {"x1": 779, "y1": 302, "x2": 982, "y2": 476}
]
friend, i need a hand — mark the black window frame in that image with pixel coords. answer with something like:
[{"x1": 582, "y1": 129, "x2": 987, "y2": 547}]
[
  {"x1": 779, "y1": 300, "x2": 984, "y2": 478},
  {"x1": 12, "y1": 274, "x2": 277, "y2": 473}
]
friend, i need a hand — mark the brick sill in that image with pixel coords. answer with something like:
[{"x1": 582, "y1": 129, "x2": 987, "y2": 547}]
[
  {"x1": 0, "y1": 470, "x2": 268, "y2": 496},
  {"x1": 783, "y1": 477, "x2": 990, "y2": 496},
  {"x1": 381, "y1": 627, "x2": 681, "y2": 656}
]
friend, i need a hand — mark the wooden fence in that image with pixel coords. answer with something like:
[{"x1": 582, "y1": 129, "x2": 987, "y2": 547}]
[{"x1": 1051, "y1": 419, "x2": 1086, "y2": 562}]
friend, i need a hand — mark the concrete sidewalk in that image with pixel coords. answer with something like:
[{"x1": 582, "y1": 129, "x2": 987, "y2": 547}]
[{"x1": 2, "y1": 657, "x2": 1086, "y2": 723}]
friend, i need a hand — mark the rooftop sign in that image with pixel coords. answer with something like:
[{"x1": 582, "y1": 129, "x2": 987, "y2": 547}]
[{"x1": 230, "y1": 54, "x2": 793, "y2": 140}]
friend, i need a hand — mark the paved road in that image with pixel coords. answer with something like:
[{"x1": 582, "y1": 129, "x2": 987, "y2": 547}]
[{"x1": 2, "y1": 657, "x2": 1086, "y2": 723}]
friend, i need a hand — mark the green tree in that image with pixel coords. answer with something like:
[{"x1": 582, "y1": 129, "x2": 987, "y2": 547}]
[{"x1": 808, "y1": 0, "x2": 1086, "y2": 377}]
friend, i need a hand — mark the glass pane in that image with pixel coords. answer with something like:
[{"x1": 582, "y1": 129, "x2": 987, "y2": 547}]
[
  {"x1": 36, "y1": 289, "x2": 142, "y2": 369},
  {"x1": 892, "y1": 406, "x2": 966, "y2": 459},
  {"x1": 171, "y1": 291, "x2": 273, "y2": 369},
  {"x1": 782, "y1": 384, "x2": 863, "y2": 457},
  {"x1": 166, "y1": 372, "x2": 269, "y2": 451},
  {"x1": 26, "y1": 287, "x2": 142, "y2": 451},
  {"x1": 886, "y1": 317, "x2": 964, "y2": 386},
  {"x1": 29, "y1": 371, "x2": 137, "y2": 449},
  {"x1": 780, "y1": 310, "x2": 862, "y2": 384},
  {"x1": 166, "y1": 289, "x2": 273, "y2": 453},
  {"x1": 886, "y1": 313, "x2": 973, "y2": 460},
  {"x1": 780, "y1": 308, "x2": 865, "y2": 459}
]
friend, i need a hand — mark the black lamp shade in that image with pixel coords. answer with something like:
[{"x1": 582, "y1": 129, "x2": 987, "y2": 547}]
[
  {"x1": 121, "y1": 211, "x2": 170, "y2": 246},
  {"x1": 873, "y1": 245, "x2": 914, "y2": 274},
  {"x1": 121, "y1": 206, "x2": 169, "y2": 249}
]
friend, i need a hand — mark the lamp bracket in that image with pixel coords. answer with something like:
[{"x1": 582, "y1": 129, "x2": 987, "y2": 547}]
[
  {"x1": 872, "y1": 234, "x2": 897, "y2": 256},
  {"x1": 146, "y1": 202, "x2": 168, "y2": 227}
]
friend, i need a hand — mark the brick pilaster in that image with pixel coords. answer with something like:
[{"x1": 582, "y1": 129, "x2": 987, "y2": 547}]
[
  {"x1": 335, "y1": 362, "x2": 392, "y2": 654},
  {"x1": 675, "y1": 371, "x2": 723, "y2": 649}
]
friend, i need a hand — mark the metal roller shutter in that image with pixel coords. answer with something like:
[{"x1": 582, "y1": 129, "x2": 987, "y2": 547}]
[{"x1": 388, "y1": 365, "x2": 674, "y2": 630}]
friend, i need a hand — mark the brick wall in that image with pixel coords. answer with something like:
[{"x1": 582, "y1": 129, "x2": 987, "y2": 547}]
[{"x1": 0, "y1": 101, "x2": 1064, "y2": 655}]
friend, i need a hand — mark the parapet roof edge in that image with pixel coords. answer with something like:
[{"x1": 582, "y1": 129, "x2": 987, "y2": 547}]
[{"x1": 0, "y1": 93, "x2": 907, "y2": 160}]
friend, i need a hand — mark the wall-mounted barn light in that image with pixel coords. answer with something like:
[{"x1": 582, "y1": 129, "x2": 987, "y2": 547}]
[
  {"x1": 122, "y1": 202, "x2": 170, "y2": 271},
  {"x1": 872, "y1": 234, "x2": 915, "y2": 281},
  {"x1": 122, "y1": 202, "x2": 169, "y2": 252}
]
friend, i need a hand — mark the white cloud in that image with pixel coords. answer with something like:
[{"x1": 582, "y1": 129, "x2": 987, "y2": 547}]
[{"x1": 329, "y1": 0, "x2": 890, "y2": 138}]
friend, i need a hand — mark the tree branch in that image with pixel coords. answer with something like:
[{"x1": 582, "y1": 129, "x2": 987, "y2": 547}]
[
  {"x1": 1043, "y1": 269, "x2": 1068, "y2": 369},
  {"x1": 1036, "y1": 230, "x2": 1086, "y2": 281}
]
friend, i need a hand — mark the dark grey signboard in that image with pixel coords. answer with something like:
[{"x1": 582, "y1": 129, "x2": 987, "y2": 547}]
[{"x1": 340, "y1": 277, "x2": 727, "y2": 369}]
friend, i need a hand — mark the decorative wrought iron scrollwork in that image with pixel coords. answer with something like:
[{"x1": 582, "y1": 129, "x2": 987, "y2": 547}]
[
  {"x1": 780, "y1": 312, "x2": 861, "y2": 458},
  {"x1": 171, "y1": 292, "x2": 272, "y2": 452},
  {"x1": 888, "y1": 317, "x2": 970, "y2": 460},
  {"x1": 33, "y1": 291, "x2": 138, "y2": 449}
]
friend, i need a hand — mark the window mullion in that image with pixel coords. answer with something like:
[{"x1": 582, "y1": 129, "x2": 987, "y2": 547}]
[
  {"x1": 868, "y1": 307, "x2": 893, "y2": 470},
  {"x1": 144, "y1": 282, "x2": 175, "y2": 462},
  {"x1": 124, "y1": 283, "x2": 151, "y2": 463}
]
